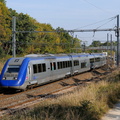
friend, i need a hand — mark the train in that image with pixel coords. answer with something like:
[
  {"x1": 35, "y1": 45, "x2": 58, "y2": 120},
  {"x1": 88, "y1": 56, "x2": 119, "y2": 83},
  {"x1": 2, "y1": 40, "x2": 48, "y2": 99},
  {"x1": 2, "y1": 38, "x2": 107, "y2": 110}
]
[{"x1": 0, "y1": 53, "x2": 107, "y2": 90}]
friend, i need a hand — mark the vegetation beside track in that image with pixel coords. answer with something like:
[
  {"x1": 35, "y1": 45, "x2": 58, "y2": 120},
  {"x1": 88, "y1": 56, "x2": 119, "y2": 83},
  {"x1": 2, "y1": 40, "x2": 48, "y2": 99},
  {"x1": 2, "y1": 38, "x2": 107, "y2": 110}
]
[
  {"x1": 1, "y1": 69, "x2": 120, "y2": 120},
  {"x1": 0, "y1": 55, "x2": 12, "y2": 72}
]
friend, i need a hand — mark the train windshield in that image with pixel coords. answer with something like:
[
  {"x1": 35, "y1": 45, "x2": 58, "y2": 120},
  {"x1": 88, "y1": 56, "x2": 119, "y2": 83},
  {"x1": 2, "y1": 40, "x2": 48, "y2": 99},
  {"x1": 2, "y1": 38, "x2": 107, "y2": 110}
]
[{"x1": 6, "y1": 65, "x2": 20, "y2": 73}]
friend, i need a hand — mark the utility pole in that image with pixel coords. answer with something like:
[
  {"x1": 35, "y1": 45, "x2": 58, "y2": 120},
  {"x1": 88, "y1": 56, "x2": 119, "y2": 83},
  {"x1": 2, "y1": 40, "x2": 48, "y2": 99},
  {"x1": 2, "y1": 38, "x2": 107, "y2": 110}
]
[
  {"x1": 83, "y1": 42, "x2": 86, "y2": 52},
  {"x1": 110, "y1": 34, "x2": 113, "y2": 58},
  {"x1": 82, "y1": 41, "x2": 87, "y2": 52},
  {"x1": 12, "y1": 16, "x2": 16, "y2": 57},
  {"x1": 70, "y1": 32, "x2": 74, "y2": 44},
  {"x1": 116, "y1": 15, "x2": 120, "y2": 67},
  {"x1": 107, "y1": 33, "x2": 109, "y2": 55}
]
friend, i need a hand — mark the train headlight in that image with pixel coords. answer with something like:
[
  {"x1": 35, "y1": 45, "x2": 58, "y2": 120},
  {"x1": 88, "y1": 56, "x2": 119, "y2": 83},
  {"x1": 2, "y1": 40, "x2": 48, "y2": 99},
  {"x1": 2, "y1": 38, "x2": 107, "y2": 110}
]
[
  {"x1": 14, "y1": 77, "x2": 17, "y2": 80},
  {"x1": 2, "y1": 77, "x2": 6, "y2": 80}
]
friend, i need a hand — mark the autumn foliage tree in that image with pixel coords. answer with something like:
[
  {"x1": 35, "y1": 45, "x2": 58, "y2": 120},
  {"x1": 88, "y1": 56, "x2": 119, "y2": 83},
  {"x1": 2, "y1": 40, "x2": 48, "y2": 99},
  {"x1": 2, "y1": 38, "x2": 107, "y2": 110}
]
[
  {"x1": 0, "y1": 0, "x2": 6, "y2": 4},
  {"x1": 0, "y1": 1, "x2": 11, "y2": 55},
  {"x1": 0, "y1": 1, "x2": 81, "y2": 56}
]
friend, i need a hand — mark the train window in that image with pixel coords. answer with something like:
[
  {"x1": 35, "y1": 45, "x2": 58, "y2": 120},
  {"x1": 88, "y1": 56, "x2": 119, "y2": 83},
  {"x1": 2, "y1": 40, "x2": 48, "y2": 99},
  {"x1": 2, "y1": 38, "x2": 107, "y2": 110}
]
[
  {"x1": 57, "y1": 62, "x2": 60, "y2": 69},
  {"x1": 54, "y1": 62, "x2": 56, "y2": 70},
  {"x1": 63, "y1": 61, "x2": 66, "y2": 68},
  {"x1": 6, "y1": 65, "x2": 20, "y2": 73},
  {"x1": 42, "y1": 63, "x2": 46, "y2": 72},
  {"x1": 57, "y1": 61, "x2": 72, "y2": 69},
  {"x1": 57, "y1": 62, "x2": 62, "y2": 69},
  {"x1": 81, "y1": 62, "x2": 87, "y2": 68},
  {"x1": 67, "y1": 61, "x2": 68, "y2": 67},
  {"x1": 38, "y1": 64, "x2": 42, "y2": 72},
  {"x1": 74, "y1": 60, "x2": 79, "y2": 66},
  {"x1": 57, "y1": 61, "x2": 65, "y2": 69},
  {"x1": 50, "y1": 62, "x2": 56, "y2": 71},
  {"x1": 95, "y1": 57, "x2": 100, "y2": 62},
  {"x1": 68, "y1": 61, "x2": 72, "y2": 67},
  {"x1": 60, "y1": 62, "x2": 63, "y2": 69},
  {"x1": 66, "y1": 61, "x2": 68, "y2": 68},
  {"x1": 65, "y1": 61, "x2": 67, "y2": 68},
  {"x1": 50, "y1": 63, "x2": 52, "y2": 70},
  {"x1": 63, "y1": 61, "x2": 68, "y2": 68},
  {"x1": 68, "y1": 61, "x2": 70, "y2": 67},
  {"x1": 90, "y1": 58, "x2": 94, "y2": 63},
  {"x1": 33, "y1": 63, "x2": 46, "y2": 74},
  {"x1": 33, "y1": 64, "x2": 38, "y2": 74},
  {"x1": 67, "y1": 61, "x2": 71, "y2": 67}
]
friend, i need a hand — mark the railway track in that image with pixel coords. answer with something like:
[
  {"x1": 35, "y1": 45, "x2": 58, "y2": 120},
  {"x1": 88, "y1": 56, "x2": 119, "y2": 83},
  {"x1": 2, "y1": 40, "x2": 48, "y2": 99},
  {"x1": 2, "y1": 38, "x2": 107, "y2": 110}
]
[{"x1": 0, "y1": 66, "x2": 115, "y2": 117}]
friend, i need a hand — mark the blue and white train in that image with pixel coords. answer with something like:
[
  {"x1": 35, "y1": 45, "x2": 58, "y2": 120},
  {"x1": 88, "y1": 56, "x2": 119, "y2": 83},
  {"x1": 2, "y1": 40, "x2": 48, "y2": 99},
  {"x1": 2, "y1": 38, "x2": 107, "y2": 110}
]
[{"x1": 0, "y1": 53, "x2": 106, "y2": 90}]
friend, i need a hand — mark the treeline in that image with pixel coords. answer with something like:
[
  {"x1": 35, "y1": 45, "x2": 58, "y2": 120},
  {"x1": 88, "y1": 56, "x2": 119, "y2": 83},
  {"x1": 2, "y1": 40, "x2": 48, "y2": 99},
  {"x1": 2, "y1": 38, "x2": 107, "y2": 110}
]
[
  {"x1": 0, "y1": 0, "x2": 81, "y2": 56},
  {"x1": 90, "y1": 40, "x2": 117, "y2": 47}
]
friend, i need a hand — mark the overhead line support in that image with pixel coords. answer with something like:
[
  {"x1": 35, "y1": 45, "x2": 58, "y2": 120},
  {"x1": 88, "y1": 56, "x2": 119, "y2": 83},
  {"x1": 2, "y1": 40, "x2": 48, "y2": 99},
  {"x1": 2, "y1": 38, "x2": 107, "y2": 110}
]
[
  {"x1": 116, "y1": 15, "x2": 120, "y2": 67},
  {"x1": 16, "y1": 28, "x2": 117, "y2": 33},
  {"x1": 12, "y1": 16, "x2": 16, "y2": 58},
  {"x1": 12, "y1": 15, "x2": 120, "y2": 67}
]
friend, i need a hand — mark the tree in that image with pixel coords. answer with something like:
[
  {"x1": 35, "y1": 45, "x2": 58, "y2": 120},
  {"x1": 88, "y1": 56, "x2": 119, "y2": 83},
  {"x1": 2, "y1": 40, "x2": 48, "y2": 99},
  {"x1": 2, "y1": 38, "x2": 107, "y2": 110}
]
[
  {"x1": 8, "y1": 9, "x2": 37, "y2": 54},
  {"x1": 0, "y1": 3, "x2": 81, "y2": 55},
  {"x1": 0, "y1": 2, "x2": 11, "y2": 55},
  {"x1": 90, "y1": 41, "x2": 101, "y2": 47},
  {"x1": 0, "y1": 0, "x2": 6, "y2": 4}
]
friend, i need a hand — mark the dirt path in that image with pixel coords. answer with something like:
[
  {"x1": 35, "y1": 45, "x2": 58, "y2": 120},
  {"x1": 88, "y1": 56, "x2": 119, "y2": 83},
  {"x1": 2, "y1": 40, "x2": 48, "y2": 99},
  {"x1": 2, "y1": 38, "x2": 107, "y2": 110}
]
[{"x1": 101, "y1": 101, "x2": 120, "y2": 120}]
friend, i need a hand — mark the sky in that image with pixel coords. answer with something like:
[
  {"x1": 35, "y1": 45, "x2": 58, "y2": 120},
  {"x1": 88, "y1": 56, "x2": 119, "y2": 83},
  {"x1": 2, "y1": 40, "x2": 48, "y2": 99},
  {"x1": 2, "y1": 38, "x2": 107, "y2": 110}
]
[{"x1": 5, "y1": 0, "x2": 120, "y2": 45}]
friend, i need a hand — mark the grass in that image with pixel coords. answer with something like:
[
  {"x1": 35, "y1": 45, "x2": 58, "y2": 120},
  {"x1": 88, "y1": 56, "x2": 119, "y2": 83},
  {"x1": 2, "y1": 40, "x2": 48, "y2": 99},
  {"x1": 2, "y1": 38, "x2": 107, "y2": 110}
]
[{"x1": 2, "y1": 71, "x2": 120, "y2": 120}]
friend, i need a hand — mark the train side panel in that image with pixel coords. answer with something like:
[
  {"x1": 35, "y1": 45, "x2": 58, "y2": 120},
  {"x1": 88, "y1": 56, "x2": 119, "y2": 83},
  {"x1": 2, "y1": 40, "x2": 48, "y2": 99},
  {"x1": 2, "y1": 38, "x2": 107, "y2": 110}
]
[
  {"x1": 69, "y1": 55, "x2": 90, "y2": 74},
  {"x1": 28, "y1": 59, "x2": 51, "y2": 85},
  {"x1": 53, "y1": 56, "x2": 73, "y2": 78},
  {"x1": 28, "y1": 56, "x2": 73, "y2": 85}
]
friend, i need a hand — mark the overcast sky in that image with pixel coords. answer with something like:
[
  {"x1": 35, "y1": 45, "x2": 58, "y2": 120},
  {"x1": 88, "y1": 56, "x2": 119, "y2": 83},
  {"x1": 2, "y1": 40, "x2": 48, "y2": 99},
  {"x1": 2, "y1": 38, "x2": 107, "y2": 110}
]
[{"x1": 6, "y1": 0, "x2": 120, "y2": 45}]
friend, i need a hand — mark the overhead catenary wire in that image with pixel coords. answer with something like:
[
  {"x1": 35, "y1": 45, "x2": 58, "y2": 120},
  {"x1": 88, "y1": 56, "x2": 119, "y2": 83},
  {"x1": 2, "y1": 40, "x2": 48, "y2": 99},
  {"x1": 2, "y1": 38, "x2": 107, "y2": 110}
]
[
  {"x1": 92, "y1": 16, "x2": 117, "y2": 38},
  {"x1": 74, "y1": 15, "x2": 117, "y2": 30},
  {"x1": 73, "y1": 16, "x2": 117, "y2": 45},
  {"x1": 81, "y1": 0, "x2": 113, "y2": 15},
  {"x1": 95, "y1": 16, "x2": 117, "y2": 30}
]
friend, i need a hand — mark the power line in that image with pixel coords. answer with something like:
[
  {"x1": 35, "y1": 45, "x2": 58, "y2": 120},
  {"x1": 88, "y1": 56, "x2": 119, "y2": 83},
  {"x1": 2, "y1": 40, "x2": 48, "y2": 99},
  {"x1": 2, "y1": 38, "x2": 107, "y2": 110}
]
[
  {"x1": 81, "y1": 0, "x2": 112, "y2": 15},
  {"x1": 96, "y1": 17, "x2": 117, "y2": 30},
  {"x1": 74, "y1": 15, "x2": 117, "y2": 30}
]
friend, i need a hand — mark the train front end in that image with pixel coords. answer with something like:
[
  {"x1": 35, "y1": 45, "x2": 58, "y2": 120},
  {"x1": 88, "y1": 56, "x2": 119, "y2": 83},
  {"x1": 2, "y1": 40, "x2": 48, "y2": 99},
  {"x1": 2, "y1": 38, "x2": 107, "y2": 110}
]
[{"x1": 0, "y1": 57, "x2": 29, "y2": 90}]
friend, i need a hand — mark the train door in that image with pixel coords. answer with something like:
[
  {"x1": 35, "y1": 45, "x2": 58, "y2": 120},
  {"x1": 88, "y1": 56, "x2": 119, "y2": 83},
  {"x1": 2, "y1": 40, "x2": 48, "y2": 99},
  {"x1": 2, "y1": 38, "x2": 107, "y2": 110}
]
[
  {"x1": 25, "y1": 65, "x2": 32, "y2": 85},
  {"x1": 27, "y1": 65, "x2": 32, "y2": 81},
  {"x1": 50, "y1": 62, "x2": 57, "y2": 80},
  {"x1": 45, "y1": 61, "x2": 51, "y2": 81},
  {"x1": 68, "y1": 55, "x2": 73, "y2": 75}
]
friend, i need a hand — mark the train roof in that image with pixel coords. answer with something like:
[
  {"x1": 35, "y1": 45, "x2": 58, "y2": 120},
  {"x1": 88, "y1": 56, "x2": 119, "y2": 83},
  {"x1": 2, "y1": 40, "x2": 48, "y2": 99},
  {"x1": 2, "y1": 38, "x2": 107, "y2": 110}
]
[
  {"x1": 6, "y1": 53, "x2": 106, "y2": 66},
  {"x1": 24, "y1": 53, "x2": 106, "y2": 58},
  {"x1": 24, "y1": 53, "x2": 105, "y2": 60}
]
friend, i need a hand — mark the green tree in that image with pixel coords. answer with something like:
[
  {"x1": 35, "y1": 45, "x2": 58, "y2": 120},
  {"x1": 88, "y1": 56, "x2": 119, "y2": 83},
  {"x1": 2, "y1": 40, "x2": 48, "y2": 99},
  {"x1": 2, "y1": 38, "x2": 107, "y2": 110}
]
[
  {"x1": 16, "y1": 13, "x2": 37, "y2": 54},
  {"x1": 9, "y1": 9, "x2": 37, "y2": 54},
  {"x1": 90, "y1": 41, "x2": 101, "y2": 47}
]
